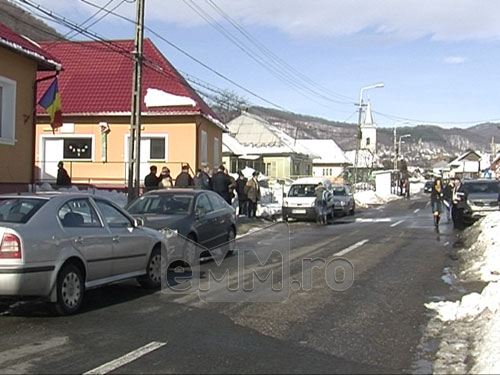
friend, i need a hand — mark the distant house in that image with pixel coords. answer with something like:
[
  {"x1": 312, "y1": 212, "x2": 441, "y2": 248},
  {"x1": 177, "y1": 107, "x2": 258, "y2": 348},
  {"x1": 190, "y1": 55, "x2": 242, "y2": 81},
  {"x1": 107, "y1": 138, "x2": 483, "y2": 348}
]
[
  {"x1": 448, "y1": 149, "x2": 489, "y2": 179},
  {"x1": 430, "y1": 160, "x2": 451, "y2": 178},
  {"x1": 222, "y1": 133, "x2": 264, "y2": 173},
  {"x1": 295, "y1": 139, "x2": 350, "y2": 180},
  {"x1": 35, "y1": 39, "x2": 225, "y2": 187},
  {"x1": 225, "y1": 112, "x2": 313, "y2": 179},
  {"x1": 490, "y1": 153, "x2": 500, "y2": 179},
  {"x1": 0, "y1": 23, "x2": 61, "y2": 192}
]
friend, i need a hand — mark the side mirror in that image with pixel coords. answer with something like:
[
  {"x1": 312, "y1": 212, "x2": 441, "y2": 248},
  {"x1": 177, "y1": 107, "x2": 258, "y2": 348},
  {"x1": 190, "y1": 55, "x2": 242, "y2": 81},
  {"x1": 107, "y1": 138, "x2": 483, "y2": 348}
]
[{"x1": 134, "y1": 217, "x2": 145, "y2": 227}]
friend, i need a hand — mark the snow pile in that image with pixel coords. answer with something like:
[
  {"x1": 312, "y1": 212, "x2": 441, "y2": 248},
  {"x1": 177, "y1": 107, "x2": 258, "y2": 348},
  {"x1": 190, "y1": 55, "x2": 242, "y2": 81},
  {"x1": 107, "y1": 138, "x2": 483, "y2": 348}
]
[
  {"x1": 354, "y1": 190, "x2": 400, "y2": 208},
  {"x1": 35, "y1": 183, "x2": 128, "y2": 207},
  {"x1": 424, "y1": 211, "x2": 500, "y2": 374}
]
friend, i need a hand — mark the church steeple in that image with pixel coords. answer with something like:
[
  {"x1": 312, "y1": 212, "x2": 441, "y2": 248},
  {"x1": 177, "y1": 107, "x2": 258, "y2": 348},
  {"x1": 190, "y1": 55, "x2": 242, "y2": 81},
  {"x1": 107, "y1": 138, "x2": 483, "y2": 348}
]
[{"x1": 360, "y1": 100, "x2": 377, "y2": 154}]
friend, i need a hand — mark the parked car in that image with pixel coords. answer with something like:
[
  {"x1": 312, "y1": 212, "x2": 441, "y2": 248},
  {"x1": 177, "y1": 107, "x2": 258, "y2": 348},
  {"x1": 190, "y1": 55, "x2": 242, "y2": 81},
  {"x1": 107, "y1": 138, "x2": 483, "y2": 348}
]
[
  {"x1": 463, "y1": 179, "x2": 500, "y2": 220},
  {"x1": 282, "y1": 177, "x2": 334, "y2": 221},
  {"x1": 126, "y1": 189, "x2": 237, "y2": 261},
  {"x1": 0, "y1": 193, "x2": 165, "y2": 315},
  {"x1": 424, "y1": 180, "x2": 433, "y2": 193},
  {"x1": 331, "y1": 184, "x2": 355, "y2": 216}
]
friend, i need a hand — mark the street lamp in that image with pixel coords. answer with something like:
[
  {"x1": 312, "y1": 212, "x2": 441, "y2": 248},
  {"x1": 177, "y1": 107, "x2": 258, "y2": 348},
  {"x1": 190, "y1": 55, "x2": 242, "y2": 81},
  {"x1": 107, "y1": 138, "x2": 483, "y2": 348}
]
[
  {"x1": 398, "y1": 134, "x2": 411, "y2": 167},
  {"x1": 353, "y1": 83, "x2": 384, "y2": 189},
  {"x1": 393, "y1": 121, "x2": 409, "y2": 170}
]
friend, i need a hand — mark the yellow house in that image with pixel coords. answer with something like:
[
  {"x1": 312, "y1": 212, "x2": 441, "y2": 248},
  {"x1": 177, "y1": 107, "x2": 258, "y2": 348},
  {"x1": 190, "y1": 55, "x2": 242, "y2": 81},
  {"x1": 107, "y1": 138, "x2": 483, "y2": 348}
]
[
  {"x1": 35, "y1": 39, "x2": 225, "y2": 189},
  {"x1": 0, "y1": 23, "x2": 61, "y2": 192}
]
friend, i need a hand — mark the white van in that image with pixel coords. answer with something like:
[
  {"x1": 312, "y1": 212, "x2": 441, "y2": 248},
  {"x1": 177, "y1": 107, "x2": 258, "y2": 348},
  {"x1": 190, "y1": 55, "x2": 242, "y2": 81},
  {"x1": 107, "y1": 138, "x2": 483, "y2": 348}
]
[{"x1": 282, "y1": 177, "x2": 334, "y2": 221}]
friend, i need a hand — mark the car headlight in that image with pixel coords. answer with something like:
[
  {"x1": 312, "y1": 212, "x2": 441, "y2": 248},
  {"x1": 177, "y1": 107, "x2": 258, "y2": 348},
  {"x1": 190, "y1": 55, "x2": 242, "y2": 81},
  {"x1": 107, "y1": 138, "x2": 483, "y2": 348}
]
[{"x1": 160, "y1": 228, "x2": 178, "y2": 239}]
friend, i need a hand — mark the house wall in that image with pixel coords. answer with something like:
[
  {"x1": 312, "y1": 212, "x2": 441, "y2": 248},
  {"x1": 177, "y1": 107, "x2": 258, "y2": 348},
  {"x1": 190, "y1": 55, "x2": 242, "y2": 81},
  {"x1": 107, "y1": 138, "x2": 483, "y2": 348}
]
[
  {"x1": 197, "y1": 117, "x2": 223, "y2": 172},
  {"x1": 262, "y1": 155, "x2": 312, "y2": 180},
  {"x1": 35, "y1": 114, "x2": 221, "y2": 186},
  {"x1": 0, "y1": 47, "x2": 37, "y2": 183},
  {"x1": 312, "y1": 165, "x2": 345, "y2": 179}
]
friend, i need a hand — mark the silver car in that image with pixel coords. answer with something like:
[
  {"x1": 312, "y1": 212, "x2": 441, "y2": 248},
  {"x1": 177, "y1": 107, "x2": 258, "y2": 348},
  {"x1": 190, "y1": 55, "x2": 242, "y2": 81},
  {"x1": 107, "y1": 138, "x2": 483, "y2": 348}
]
[
  {"x1": 332, "y1": 184, "x2": 355, "y2": 217},
  {"x1": 463, "y1": 179, "x2": 500, "y2": 219},
  {"x1": 0, "y1": 193, "x2": 165, "y2": 315}
]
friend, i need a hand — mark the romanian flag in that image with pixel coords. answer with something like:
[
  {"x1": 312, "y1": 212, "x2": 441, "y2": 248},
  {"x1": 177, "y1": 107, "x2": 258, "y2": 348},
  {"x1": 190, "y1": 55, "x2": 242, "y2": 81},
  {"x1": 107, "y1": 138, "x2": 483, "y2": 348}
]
[{"x1": 38, "y1": 78, "x2": 62, "y2": 130}]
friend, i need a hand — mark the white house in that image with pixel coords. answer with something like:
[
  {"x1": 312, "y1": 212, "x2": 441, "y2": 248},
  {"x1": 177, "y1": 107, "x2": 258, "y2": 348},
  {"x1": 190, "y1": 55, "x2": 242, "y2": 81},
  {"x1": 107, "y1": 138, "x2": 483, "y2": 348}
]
[
  {"x1": 295, "y1": 139, "x2": 350, "y2": 179},
  {"x1": 448, "y1": 149, "x2": 490, "y2": 179}
]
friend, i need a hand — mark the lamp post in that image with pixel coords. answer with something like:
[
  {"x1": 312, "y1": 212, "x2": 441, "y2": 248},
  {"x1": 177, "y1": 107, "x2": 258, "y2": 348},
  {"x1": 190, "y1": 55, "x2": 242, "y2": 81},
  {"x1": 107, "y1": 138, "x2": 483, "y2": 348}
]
[
  {"x1": 393, "y1": 121, "x2": 409, "y2": 170},
  {"x1": 353, "y1": 83, "x2": 384, "y2": 189},
  {"x1": 398, "y1": 134, "x2": 411, "y2": 168}
]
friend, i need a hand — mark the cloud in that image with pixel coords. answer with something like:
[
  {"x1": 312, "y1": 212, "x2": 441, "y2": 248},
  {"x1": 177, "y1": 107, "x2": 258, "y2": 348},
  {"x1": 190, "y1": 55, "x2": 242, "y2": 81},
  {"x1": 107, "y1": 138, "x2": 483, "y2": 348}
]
[
  {"x1": 444, "y1": 56, "x2": 466, "y2": 64},
  {"x1": 32, "y1": 0, "x2": 500, "y2": 42}
]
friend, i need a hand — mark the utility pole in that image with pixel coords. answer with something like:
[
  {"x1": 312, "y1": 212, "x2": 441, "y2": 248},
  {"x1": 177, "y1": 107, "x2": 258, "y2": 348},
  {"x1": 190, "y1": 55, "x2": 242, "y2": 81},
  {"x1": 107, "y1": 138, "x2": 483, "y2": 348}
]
[
  {"x1": 393, "y1": 126, "x2": 397, "y2": 170},
  {"x1": 127, "y1": 0, "x2": 146, "y2": 203},
  {"x1": 353, "y1": 100, "x2": 364, "y2": 188}
]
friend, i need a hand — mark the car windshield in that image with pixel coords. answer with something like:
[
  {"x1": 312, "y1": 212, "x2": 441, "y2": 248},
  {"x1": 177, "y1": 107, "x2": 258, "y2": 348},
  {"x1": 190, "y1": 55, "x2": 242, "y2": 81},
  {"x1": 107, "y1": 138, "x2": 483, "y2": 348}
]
[
  {"x1": 0, "y1": 198, "x2": 47, "y2": 223},
  {"x1": 288, "y1": 184, "x2": 317, "y2": 197},
  {"x1": 332, "y1": 186, "x2": 347, "y2": 195},
  {"x1": 127, "y1": 194, "x2": 193, "y2": 215},
  {"x1": 465, "y1": 182, "x2": 499, "y2": 194}
]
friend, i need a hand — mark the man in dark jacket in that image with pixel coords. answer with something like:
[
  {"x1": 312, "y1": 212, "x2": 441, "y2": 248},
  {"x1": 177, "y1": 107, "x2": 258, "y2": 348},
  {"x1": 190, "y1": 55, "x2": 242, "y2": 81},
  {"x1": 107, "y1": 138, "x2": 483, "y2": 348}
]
[
  {"x1": 235, "y1": 171, "x2": 248, "y2": 216},
  {"x1": 211, "y1": 165, "x2": 232, "y2": 203},
  {"x1": 56, "y1": 161, "x2": 71, "y2": 186},
  {"x1": 144, "y1": 165, "x2": 160, "y2": 192},
  {"x1": 452, "y1": 177, "x2": 468, "y2": 230},
  {"x1": 193, "y1": 165, "x2": 211, "y2": 190},
  {"x1": 175, "y1": 165, "x2": 194, "y2": 188}
]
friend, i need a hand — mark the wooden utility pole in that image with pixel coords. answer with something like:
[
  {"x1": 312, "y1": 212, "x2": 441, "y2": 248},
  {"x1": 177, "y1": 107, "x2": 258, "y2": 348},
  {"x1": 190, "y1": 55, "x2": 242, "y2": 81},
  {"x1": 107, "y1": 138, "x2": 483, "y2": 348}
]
[{"x1": 127, "y1": 0, "x2": 146, "y2": 203}]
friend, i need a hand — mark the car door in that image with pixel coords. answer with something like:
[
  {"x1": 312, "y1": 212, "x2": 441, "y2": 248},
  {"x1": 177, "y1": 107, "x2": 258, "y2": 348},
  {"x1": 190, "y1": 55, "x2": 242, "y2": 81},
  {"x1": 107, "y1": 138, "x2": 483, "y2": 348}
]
[
  {"x1": 206, "y1": 192, "x2": 232, "y2": 246},
  {"x1": 58, "y1": 198, "x2": 113, "y2": 282},
  {"x1": 93, "y1": 198, "x2": 151, "y2": 276},
  {"x1": 193, "y1": 193, "x2": 219, "y2": 249}
]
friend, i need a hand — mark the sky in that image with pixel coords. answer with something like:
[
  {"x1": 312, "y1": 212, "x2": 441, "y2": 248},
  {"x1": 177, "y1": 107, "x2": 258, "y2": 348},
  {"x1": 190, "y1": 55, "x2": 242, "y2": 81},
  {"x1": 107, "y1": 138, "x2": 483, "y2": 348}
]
[{"x1": 14, "y1": 0, "x2": 500, "y2": 128}]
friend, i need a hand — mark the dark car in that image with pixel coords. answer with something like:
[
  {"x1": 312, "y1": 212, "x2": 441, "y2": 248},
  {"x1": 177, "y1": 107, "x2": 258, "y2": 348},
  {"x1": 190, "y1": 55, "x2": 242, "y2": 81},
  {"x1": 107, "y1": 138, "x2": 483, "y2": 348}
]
[
  {"x1": 463, "y1": 179, "x2": 500, "y2": 220},
  {"x1": 424, "y1": 180, "x2": 433, "y2": 193},
  {"x1": 331, "y1": 184, "x2": 355, "y2": 216},
  {"x1": 126, "y1": 189, "x2": 237, "y2": 262}
]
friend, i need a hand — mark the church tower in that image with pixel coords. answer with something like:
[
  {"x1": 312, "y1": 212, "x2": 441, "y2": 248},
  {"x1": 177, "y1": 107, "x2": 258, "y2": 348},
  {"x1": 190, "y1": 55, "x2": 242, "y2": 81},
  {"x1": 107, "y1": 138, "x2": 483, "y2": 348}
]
[{"x1": 360, "y1": 100, "x2": 377, "y2": 154}]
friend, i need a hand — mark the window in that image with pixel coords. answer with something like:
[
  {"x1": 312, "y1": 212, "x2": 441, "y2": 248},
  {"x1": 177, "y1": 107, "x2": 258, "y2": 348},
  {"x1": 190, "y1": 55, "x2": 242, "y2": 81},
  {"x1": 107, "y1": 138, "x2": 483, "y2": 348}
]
[
  {"x1": 214, "y1": 137, "x2": 220, "y2": 166},
  {"x1": 201, "y1": 130, "x2": 208, "y2": 164},
  {"x1": 95, "y1": 200, "x2": 133, "y2": 227},
  {"x1": 0, "y1": 76, "x2": 16, "y2": 144},
  {"x1": 195, "y1": 194, "x2": 212, "y2": 216},
  {"x1": 63, "y1": 138, "x2": 92, "y2": 159},
  {"x1": 150, "y1": 138, "x2": 166, "y2": 159},
  {"x1": 366, "y1": 137, "x2": 371, "y2": 146},
  {"x1": 0, "y1": 198, "x2": 46, "y2": 223},
  {"x1": 58, "y1": 199, "x2": 101, "y2": 227},
  {"x1": 207, "y1": 192, "x2": 227, "y2": 210}
]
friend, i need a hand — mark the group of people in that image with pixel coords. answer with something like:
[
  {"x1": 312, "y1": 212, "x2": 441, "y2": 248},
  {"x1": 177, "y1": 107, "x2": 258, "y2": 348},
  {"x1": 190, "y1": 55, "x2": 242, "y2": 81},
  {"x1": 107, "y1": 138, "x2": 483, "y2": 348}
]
[
  {"x1": 430, "y1": 176, "x2": 468, "y2": 230},
  {"x1": 144, "y1": 164, "x2": 262, "y2": 218}
]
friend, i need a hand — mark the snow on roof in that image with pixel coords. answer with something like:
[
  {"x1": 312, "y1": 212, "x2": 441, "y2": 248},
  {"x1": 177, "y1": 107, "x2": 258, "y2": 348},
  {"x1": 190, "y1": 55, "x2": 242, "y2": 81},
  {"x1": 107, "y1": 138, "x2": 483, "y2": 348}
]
[
  {"x1": 144, "y1": 88, "x2": 196, "y2": 107},
  {"x1": 296, "y1": 139, "x2": 349, "y2": 164},
  {"x1": 227, "y1": 112, "x2": 312, "y2": 156},
  {"x1": 0, "y1": 23, "x2": 61, "y2": 71},
  {"x1": 223, "y1": 133, "x2": 248, "y2": 155}
]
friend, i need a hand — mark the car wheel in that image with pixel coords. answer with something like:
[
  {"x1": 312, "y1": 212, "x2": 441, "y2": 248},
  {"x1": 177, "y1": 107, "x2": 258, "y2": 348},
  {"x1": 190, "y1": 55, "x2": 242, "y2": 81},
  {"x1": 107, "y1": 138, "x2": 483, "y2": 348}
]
[
  {"x1": 138, "y1": 247, "x2": 164, "y2": 289},
  {"x1": 225, "y1": 228, "x2": 236, "y2": 256},
  {"x1": 54, "y1": 263, "x2": 84, "y2": 315}
]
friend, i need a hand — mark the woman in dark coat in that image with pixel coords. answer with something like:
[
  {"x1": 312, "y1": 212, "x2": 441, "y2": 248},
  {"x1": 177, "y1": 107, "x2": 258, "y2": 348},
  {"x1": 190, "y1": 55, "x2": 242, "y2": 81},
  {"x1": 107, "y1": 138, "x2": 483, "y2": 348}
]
[{"x1": 430, "y1": 178, "x2": 444, "y2": 228}]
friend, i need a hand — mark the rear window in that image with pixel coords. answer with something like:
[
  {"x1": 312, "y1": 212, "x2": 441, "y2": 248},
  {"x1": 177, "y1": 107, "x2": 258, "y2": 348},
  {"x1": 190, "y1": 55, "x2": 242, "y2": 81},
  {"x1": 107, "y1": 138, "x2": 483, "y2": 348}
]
[
  {"x1": 0, "y1": 198, "x2": 47, "y2": 223},
  {"x1": 288, "y1": 184, "x2": 317, "y2": 197},
  {"x1": 332, "y1": 186, "x2": 347, "y2": 195},
  {"x1": 465, "y1": 181, "x2": 499, "y2": 194},
  {"x1": 127, "y1": 194, "x2": 193, "y2": 215}
]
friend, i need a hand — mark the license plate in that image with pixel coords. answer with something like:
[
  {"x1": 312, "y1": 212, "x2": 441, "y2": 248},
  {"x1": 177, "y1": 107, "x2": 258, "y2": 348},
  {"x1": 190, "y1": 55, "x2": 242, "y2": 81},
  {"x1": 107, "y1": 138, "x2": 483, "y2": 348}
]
[{"x1": 292, "y1": 209, "x2": 307, "y2": 214}]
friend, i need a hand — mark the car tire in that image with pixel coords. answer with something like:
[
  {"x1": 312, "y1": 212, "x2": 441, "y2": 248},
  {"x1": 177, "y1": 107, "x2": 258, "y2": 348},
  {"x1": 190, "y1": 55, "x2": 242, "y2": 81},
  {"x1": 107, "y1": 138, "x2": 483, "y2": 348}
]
[
  {"x1": 138, "y1": 247, "x2": 163, "y2": 289},
  {"x1": 54, "y1": 263, "x2": 84, "y2": 315}
]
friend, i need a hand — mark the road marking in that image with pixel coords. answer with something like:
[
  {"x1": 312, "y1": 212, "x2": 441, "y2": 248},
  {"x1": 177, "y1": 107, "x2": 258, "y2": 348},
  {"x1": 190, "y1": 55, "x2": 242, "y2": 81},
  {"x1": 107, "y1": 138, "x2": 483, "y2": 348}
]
[
  {"x1": 355, "y1": 218, "x2": 391, "y2": 223},
  {"x1": 0, "y1": 336, "x2": 68, "y2": 366},
  {"x1": 414, "y1": 208, "x2": 420, "y2": 213},
  {"x1": 83, "y1": 341, "x2": 167, "y2": 375},
  {"x1": 334, "y1": 239, "x2": 369, "y2": 257},
  {"x1": 390, "y1": 219, "x2": 404, "y2": 227}
]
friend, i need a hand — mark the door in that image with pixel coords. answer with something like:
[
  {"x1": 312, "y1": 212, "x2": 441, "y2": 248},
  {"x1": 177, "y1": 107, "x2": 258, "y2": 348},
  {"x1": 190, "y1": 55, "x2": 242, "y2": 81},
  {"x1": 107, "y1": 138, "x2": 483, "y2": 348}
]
[
  {"x1": 42, "y1": 138, "x2": 63, "y2": 181},
  {"x1": 194, "y1": 193, "x2": 220, "y2": 249},
  {"x1": 58, "y1": 198, "x2": 113, "y2": 282},
  {"x1": 93, "y1": 198, "x2": 151, "y2": 276}
]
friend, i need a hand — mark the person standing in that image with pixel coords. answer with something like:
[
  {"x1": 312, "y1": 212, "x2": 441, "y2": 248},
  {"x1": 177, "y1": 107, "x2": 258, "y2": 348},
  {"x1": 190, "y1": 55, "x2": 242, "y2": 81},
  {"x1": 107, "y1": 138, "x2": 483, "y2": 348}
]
[
  {"x1": 193, "y1": 165, "x2": 211, "y2": 190},
  {"x1": 246, "y1": 171, "x2": 261, "y2": 218},
  {"x1": 158, "y1": 166, "x2": 173, "y2": 188},
  {"x1": 56, "y1": 161, "x2": 71, "y2": 186},
  {"x1": 452, "y1": 177, "x2": 468, "y2": 230},
  {"x1": 235, "y1": 171, "x2": 248, "y2": 216},
  {"x1": 211, "y1": 165, "x2": 232, "y2": 203},
  {"x1": 430, "y1": 178, "x2": 444, "y2": 228},
  {"x1": 144, "y1": 165, "x2": 160, "y2": 192},
  {"x1": 443, "y1": 179, "x2": 453, "y2": 221},
  {"x1": 314, "y1": 182, "x2": 327, "y2": 225},
  {"x1": 175, "y1": 165, "x2": 194, "y2": 188}
]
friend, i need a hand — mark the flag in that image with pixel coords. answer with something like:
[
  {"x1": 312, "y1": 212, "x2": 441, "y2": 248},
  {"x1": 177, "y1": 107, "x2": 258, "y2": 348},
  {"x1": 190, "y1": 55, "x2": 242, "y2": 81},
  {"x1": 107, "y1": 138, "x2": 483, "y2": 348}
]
[{"x1": 38, "y1": 78, "x2": 62, "y2": 130}]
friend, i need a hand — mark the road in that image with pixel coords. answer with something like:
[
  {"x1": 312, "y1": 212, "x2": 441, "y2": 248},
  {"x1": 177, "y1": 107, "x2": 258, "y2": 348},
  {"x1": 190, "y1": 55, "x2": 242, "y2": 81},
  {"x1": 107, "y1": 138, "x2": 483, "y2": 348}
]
[{"x1": 0, "y1": 192, "x2": 460, "y2": 374}]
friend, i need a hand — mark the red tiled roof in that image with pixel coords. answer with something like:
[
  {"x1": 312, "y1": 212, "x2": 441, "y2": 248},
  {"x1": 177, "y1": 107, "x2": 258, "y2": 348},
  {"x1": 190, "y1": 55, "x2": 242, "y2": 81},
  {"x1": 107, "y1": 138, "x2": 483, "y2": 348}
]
[
  {"x1": 36, "y1": 39, "x2": 222, "y2": 125},
  {"x1": 0, "y1": 23, "x2": 61, "y2": 70}
]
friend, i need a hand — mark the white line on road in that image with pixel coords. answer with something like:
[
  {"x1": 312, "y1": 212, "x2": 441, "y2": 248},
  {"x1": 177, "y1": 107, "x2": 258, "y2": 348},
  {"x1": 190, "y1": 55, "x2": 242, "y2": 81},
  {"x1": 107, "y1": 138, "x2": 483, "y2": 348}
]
[
  {"x1": 414, "y1": 208, "x2": 420, "y2": 213},
  {"x1": 390, "y1": 220, "x2": 405, "y2": 227},
  {"x1": 334, "y1": 239, "x2": 369, "y2": 257},
  {"x1": 355, "y1": 218, "x2": 391, "y2": 223},
  {"x1": 83, "y1": 341, "x2": 167, "y2": 375}
]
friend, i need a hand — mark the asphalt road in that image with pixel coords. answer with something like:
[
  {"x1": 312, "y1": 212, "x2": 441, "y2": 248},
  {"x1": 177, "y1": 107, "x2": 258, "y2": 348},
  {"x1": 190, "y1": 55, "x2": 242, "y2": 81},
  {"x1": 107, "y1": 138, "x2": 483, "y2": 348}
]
[{"x1": 0, "y1": 192, "x2": 461, "y2": 374}]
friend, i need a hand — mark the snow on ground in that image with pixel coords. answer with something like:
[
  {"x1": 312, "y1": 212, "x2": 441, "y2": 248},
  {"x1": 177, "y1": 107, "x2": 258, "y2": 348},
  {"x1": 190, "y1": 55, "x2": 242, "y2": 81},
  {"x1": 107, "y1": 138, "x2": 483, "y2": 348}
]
[
  {"x1": 353, "y1": 190, "x2": 400, "y2": 208},
  {"x1": 424, "y1": 211, "x2": 500, "y2": 374},
  {"x1": 35, "y1": 183, "x2": 128, "y2": 207}
]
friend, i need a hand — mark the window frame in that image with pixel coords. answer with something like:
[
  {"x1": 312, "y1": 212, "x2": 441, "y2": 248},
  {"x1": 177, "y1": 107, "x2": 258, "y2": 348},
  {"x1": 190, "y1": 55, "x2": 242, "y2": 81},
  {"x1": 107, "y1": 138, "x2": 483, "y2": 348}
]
[{"x1": 0, "y1": 76, "x2": 17, "y2": 145}]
